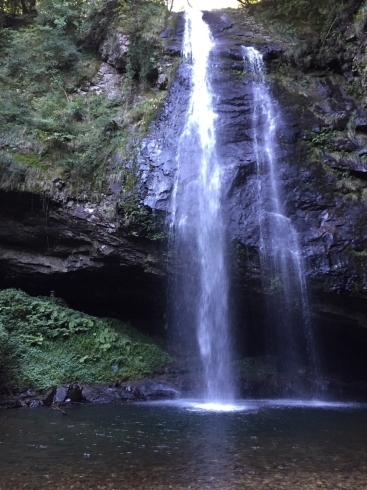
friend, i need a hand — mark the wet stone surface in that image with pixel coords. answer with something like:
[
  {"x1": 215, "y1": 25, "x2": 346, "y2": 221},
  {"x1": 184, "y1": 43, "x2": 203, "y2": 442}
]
[
  {"x1": 0, "y1": 380, "x2": 180, "y2": 408},
  {"x1": 0, "y1": 401, "x2": 366, "y2": 489}
]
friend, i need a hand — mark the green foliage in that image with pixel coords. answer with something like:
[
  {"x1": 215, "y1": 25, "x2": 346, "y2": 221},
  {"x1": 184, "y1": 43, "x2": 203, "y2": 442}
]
[
  {"x1": 354, "y1": 2, "x2": 367, "y2": 37},
  {"x1": 254, "y1": 0, "x2": 346, "y2": 27},
  {"x1": 94, "y1": 327, "x2": 119, "y2": 351},
  {"x1": 119, "y1": 0, "x2": 166, "y2": 40},
  {"x1": 0, "y1": 0, "x2": 172, "y2": 197},
  {"x1": 118, "y1": 196, "x2": 167, "y2": 240},
  {"x1": 0, "y1": 19, "x2": 102, "y2": 190},
  {"x1": 0, "y1": 288, "x2": 171, "y2": 389},
  {"x1": 1, "y1": 25, "x2": 79, "y2": 79},
  {"x1": 118, "y1": 0, "x2": 167, "y2": 81},
  {"x1": 35, "y1": 0, "x2": 85, "y2": 32},
  {"x1": 0, "y1": 322, "x2": 8, "y2": 357},
  {"x1": 308, "y1": 129, "x2": 331, "y2": 148},
  {"x1": 250, "y1": 0, "x2": 360, "y2": 66},
  {"x1": 0, "y1": 0, "x2": 36, "y2": 17},
  {"x1": 124, "y1": 92, "x2": 166, "y2": 130},
  {"x1": 0, "y1": 151, "x2": 27, "y2": 188}
]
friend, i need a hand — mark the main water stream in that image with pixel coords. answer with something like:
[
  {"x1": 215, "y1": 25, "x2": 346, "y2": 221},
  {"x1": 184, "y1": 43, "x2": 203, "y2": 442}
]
[
  {"x1": 170, "y1": 5, "x2": 319, "y2": 401},
  {"x1": 169, "y1": 8, "x2": 233, "y2": 401}
]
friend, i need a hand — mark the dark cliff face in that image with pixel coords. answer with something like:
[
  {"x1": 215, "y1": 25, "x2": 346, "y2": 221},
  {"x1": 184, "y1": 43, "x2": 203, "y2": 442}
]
[
  {"x1": 0, "y1": 10, "x2": 184, "y2": 334},
  {"x1": 139, "y1": 8, "x2": 367, "y2": 383},
  {"x1": 143, "y1": 9, "x2": 367, "y2": 320},
  {"x1": 2, "y1": 8, "x2": 367, "y2": 385},
  {"x1": 0, "y1": 191, "x2": 167, "y2": 331}
]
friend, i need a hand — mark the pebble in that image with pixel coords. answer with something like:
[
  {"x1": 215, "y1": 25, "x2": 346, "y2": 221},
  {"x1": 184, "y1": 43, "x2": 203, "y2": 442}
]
[{"x1": 4, "y1": 469, "x2": 365, "y2": 490}]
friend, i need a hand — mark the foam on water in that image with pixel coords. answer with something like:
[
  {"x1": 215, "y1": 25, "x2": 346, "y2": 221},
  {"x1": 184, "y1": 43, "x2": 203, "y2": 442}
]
[
  {"x1": 186, "y1": 401, "x2": 248, "y2": 412},
  {"x1": 144, "y1": 398, "x2": 364, "y2": 412},
  {"x1": 144, "y1": 398, "x2": 250, "y2": 412},
  {"x1": 262, "y1": 399, "x2": 363, "y2": 409}
]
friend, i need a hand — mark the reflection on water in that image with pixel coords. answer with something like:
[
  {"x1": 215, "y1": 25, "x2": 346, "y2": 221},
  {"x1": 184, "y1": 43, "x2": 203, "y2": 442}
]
[
  {"x1": 0, "y1": 400, "x2": 367, "y2": 489},
  {"x1": 153, "y1": 398, "x2": 362, "y2": 411}
]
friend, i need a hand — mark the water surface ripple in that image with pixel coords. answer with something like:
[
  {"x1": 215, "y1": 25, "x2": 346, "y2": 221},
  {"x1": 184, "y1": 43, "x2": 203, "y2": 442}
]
[{"x1": 1, "y1": 401, "x2": 366, "y2": 489}]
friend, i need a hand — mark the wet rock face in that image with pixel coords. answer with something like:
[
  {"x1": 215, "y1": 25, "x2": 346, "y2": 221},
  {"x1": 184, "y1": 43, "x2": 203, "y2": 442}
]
[
  {"x1": 0, "y1": 14, "x2": 186, "y2": 334},
  {"x1": 0, "y1": 191, "x2": 167, "y2": 328},
  {"x1": 1, "y1": 8, "x2": 367, "y2": 374},
  {"x1": 0, "y1": 381, "x2": 180, "y2": 408},
  {"x1": 133, "y1": 379, "x2": 180, "y2": 400},
  {"x1": 99, "y1": 32, "x2": 130, "y2": 72},
  {"x1": 139, "y1": 62, "x2": 191, "y2": 211},
  {"x1": 268, "y1": 71, "x2": 367, "y2": 322},
  {"x1": 141, "y1": 9, "x2": 367, "y2": 333}
]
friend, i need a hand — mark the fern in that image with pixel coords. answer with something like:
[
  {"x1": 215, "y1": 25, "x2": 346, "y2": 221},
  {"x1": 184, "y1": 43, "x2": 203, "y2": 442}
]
[{"x1": 0, "y1": 288, "x2": 171, "y2": 389}]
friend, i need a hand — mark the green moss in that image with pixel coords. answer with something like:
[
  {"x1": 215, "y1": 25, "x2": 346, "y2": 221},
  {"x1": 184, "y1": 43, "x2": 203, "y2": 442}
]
[
  {"x1": 248, "y1": 0, "x2": 355, "y2": 46},
  {"x1": 229, "y1": 68, "x2": 245, "y2": 82},
  {"x1": 0, "y1": 288, "x2": 171, "y2": 390},
  {"x1": 124, "y1": 91, "x2": 166, "y2": 135},
  {"x1": 361, "y1": 188, "x2": 367, "y2": 201},
  {"x1": 269, "y1": 276, "x2": 284, "y2": 293},
  {"x1": 118, "y1": 196, "x2": 168, "y2": 240},
  {"x1": 13, "y1": 152, "x2": 46, "y2": 170},
  {"x1": 0, "y1": 0, "x2": 175, "y2": 200}
]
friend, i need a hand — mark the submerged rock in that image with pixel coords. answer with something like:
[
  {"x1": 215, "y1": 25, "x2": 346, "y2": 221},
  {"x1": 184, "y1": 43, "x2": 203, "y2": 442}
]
[
  {"x1": 133, "y1": 380, "x2": 180, "y2": 400},
  {"x1": 82, "y1": 384, "x2": 135, "y2": 404},
  {"x1": 82, "y1": 381, "x2": 180, "y2": 403}
]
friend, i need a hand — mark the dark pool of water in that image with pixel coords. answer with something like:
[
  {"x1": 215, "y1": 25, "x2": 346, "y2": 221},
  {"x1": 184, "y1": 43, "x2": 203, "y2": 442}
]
[{"x1": 0, "y1": 399, "x2": 366, "y2": 489}]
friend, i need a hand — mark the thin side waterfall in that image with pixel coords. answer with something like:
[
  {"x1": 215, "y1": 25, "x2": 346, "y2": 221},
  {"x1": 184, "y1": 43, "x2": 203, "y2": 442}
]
[
  {"x1": 169, "y1": 9, "x2": 234, "y2": 402},
  {"x1": 242, "y1": 46, "x2": 320, "y2": 391}
]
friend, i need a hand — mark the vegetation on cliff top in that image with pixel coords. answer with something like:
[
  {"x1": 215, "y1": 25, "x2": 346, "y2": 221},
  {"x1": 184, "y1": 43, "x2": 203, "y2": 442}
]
[
  {"x1": 0, "y1": 288, "x2": 171, "y2": 390},
  {"x1": 248, "y1": 0, "x2": 367, "y2": 69},
  {"x1": 0, "y1": 0, "x2": 173, "y2": 199}
]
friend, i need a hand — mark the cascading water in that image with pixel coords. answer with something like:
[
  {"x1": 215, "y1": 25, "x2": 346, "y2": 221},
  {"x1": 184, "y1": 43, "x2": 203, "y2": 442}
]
[
  {"x1": 169, "y1": 9, "x2": 234, "y2": 402},
  {"x1": 242, "y1": 46, "x2": 319, "y2": 389}
]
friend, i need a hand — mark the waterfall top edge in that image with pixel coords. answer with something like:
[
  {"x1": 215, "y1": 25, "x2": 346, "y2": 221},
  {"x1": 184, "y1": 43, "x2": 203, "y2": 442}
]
[{"x1": 173, "y1": 1, "x2": 239, "y2": 12}]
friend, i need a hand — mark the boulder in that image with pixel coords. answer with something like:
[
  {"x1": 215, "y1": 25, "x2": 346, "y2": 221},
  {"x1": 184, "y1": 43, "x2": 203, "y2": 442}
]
[
  {"x1": 99, "y1": 32, "x2": 129, "y2": 71},
  {"x1": 133, "y1": 380, "x2": 180, "y2": 400},
  {"x1": 53, "y1": 385, "x2": 84, "y2": 404},
  {"x1": 54, "y1": 386, "x2": 68, "y2": 404}
]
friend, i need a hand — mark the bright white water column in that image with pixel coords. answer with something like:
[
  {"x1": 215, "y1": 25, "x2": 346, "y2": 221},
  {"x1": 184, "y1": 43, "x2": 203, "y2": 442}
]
[{"x1": 170, "y1": 9, "x2": 234, "y2": 402}]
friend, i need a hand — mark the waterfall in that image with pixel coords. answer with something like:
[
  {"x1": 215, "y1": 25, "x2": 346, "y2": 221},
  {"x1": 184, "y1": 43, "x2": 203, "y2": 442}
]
[
  {"x1": 169, "y1": 9, "x2": 234, "y2": 402},
  {"x1": 242, "y1": 46, "x2": 319, "y2": 390}
]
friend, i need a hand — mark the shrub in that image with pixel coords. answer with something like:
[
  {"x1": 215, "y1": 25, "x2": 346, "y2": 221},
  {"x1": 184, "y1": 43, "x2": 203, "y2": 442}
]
[{"x1": 0, "y1": 289, "x2": 171, "y2": 389}]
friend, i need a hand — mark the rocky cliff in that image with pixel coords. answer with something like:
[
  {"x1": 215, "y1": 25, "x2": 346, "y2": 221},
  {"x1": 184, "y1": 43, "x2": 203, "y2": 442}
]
[
  {"x1": 140, "y1": 6, "x2": 367, "y2": 383},
  {"x1": 2, "y1": 4, "x2": 367, "y2": 386}
]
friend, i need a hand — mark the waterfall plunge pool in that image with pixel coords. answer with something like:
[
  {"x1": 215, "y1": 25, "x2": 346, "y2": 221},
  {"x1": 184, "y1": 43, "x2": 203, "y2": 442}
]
[{"x1": 1, "y1": 400, "x2": 366, "y2": 489}]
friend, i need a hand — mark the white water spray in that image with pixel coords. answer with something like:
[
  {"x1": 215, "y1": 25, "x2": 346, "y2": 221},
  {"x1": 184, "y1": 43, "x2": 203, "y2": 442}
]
[
  {"x1": 243, "y1": 46, "x2": 319, "y2": 387},
  {"x1": 170, "y1": 9, "x2": 234, "y2": 402}
]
